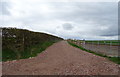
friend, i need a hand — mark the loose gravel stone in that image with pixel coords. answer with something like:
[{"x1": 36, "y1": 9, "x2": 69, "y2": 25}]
[{"x1": 2, "y1": 41, "x2": 119, "y2": 75}]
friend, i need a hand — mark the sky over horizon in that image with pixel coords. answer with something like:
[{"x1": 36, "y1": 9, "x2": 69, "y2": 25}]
[{"x1": 0, "y1": 0, "x2": 119, "y2": 40}]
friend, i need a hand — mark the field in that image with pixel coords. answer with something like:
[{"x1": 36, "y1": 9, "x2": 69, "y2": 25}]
[
  {"x1": 85, "y1": 40, "x2": 119, "y2": 45},
  {"x1": 68, "y1": 41, "x2": 120, "y2": 64},
  {"x1": 71, "y1": 40, "x2": 119, "y2": 45},
  {"x1": 68, "y1": 39, "x2": 119, "y2": 57}
]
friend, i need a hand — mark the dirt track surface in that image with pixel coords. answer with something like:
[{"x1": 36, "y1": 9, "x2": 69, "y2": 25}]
[{"x1": 2, "y1": 41, "x2": 119, "y2": 75}]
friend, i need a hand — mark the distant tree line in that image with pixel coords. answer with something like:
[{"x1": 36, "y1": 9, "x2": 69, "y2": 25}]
[{"x1": 2, "y1": 27, "x2": 63, "y2": 61}]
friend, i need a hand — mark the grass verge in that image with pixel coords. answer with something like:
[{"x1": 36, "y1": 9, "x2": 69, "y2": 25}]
[
  {"x1": 2, "y1": 41, "x2": 58, "y2": 62},
  {"x1": 68, "y1": 41, "x2": 120, "y2": 64}
]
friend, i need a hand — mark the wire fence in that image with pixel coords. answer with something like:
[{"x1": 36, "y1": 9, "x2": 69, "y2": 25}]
[{"x1": 68, "y1": 40, "x2": 119, "y2": 57}]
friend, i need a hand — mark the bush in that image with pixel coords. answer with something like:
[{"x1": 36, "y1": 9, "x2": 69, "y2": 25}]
[{"x1": 2, "y1": 27, "x2": 63, "y2": 61}]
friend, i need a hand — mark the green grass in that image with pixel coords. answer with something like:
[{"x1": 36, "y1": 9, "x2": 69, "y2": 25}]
[
  {"x1": 2, "y1": 41, "x2": 57, "y2": 62},
  {"x1": 84, "y1": 40, "x2": 120, "y2": 45},
  {"x1": 68, "y1": 41, "x2": 120, "y2": 64}
]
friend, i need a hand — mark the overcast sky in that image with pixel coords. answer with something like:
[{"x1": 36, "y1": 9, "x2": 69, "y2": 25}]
[{"x1": 0, "y1": 0, "x2": 119, "y2": 40}]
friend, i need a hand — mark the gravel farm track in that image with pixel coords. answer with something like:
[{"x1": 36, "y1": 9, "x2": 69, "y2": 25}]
[{"x1": 2, "y1": 41, "x2": 119, "y2": 75}]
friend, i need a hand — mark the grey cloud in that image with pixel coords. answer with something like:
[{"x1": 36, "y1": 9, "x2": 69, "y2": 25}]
[
  {"x1": 62, "y1": 23, "x2": 74, "y2": 30},
  {"x1": 100, "y1": 34, "x2": 118, "y2": 36},
  {"x1": 0, "y1": 1, "x2": 11, "y2": 15},
  {"x1": 0, "y1": 1, "x2": 118, "y2": 40},
  {"x1": 50, "y1": 2, "x2": 117, "y2": 38}
]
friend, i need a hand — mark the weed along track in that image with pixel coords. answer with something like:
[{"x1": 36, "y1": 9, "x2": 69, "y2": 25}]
[{"x1": 2, "y1": 41, "x2": 119, "y2": 75}]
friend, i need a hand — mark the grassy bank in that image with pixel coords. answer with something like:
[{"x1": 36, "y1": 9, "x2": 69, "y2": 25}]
[
  {"x1": 2, "y1": 41, "x2": 58, "y2": 62},
  {"x1": 2, "y1": 28, "x2": 63, "y2": 62},
  {"x1": 68, "y1": 41, "x2": 120, "y2": 64}
]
